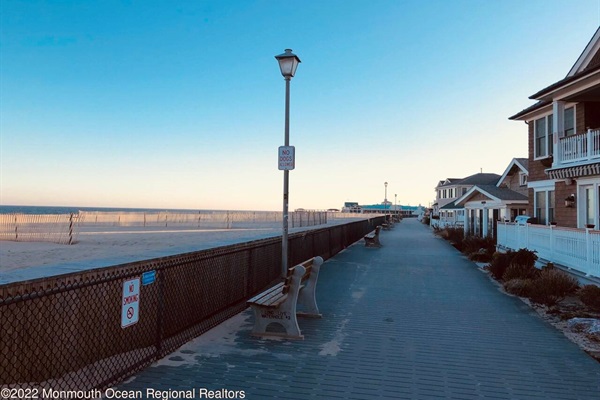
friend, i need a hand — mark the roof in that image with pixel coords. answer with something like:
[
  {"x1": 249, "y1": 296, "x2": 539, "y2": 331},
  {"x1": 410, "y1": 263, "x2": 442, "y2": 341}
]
[
  {"x1": 497, "y1": 158, "x2": 528, "y2": 187},
  {"x1": 455, "y1": 173, "x2": 501, "y2": 186},
  {"x1": 435, "y1": 178, "x2": 461, "y2": 188},
  {"x1": 529, "y1": 63, "x2": 600, "y2": 100},
  {"x1": 455, "y1": 185, "x2": 528, "y2": 206},
  {"x1": 439, "y1": 201, "x2": 463, "y2": 210},
  {"x1": 510, "y1": 27, "x2": 600, "y2": 121},
  {"x1": 509, "y1": 100, "x2": 551, "y2": 120}
]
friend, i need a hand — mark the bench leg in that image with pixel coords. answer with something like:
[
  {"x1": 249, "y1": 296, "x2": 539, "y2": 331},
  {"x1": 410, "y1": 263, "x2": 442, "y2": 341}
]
[
  {"x1": 296, "y1": 256, "x2": 323, "y2": 318},
  {"x1": 249, "y1": 306, "x2": 303, "y2": 339}
]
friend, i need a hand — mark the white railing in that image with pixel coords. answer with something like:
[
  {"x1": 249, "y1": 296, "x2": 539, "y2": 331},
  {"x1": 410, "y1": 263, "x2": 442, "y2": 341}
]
[
  {"x1": 497, "y1": 222, "x2": 600, "y2": 278},
  {"x1": 558, "y1": 129, "x2": 600, "y2": 164}
]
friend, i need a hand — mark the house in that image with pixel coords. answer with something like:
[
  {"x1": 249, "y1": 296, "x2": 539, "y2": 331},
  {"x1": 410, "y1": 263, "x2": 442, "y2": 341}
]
[
  {"x1": 454, "y1": 158, "x2": 529, "y2": 237},
  {"x1": 433, "y1": 173, "x2": 501, "y2": 228},
  {"x1": 496, "y1": 27, "x2": 600, "y2": 278},
  {"x1": 509, "y1": 27, "x2": 600, "y2": 229}
]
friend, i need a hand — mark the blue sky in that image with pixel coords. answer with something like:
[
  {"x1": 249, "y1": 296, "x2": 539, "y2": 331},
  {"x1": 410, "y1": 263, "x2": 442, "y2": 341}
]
[{"x1": 1, "y1": 1, "x2": 599, "y2": 211}]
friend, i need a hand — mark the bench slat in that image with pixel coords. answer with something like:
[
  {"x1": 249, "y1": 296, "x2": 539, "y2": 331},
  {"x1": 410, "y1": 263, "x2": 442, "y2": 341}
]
[{"x1": 248, "y1": 282, "x2": 285, "y2": 304}]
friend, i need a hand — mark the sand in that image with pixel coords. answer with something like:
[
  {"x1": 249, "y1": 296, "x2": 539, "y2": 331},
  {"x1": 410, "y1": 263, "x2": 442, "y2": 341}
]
[{"x1": 0, "y1": 217, "x2": 366, "y2": 284}]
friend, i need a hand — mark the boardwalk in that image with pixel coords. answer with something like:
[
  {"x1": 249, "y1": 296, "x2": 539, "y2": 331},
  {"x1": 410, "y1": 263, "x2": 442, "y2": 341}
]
[{"x1": 117, "y1": 219, "x2": 600, "y2": 399}]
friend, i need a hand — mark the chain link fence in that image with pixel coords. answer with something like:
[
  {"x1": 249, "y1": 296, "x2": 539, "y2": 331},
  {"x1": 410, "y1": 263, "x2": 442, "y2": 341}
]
[{"x1": 0, "y1": 217, "x2": 384, "y2": 395}]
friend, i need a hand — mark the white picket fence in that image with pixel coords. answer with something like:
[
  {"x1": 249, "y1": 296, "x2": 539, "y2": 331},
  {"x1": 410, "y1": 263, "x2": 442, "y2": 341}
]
[
  {"x1": 497, "y1": 222, "x2": 600, "y2": 278},
  {"x1": 0, "y1": 213, "x2": 81, "y2": 245}
]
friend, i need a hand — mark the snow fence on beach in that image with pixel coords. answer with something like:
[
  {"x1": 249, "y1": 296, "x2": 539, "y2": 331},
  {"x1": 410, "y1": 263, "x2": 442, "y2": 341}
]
[
  {"x1": 0, "y1": 213, "x2": 82, "y2": 245},
  {"x1": 0, "y1": 210, "x2": 361, "y2": 245}
]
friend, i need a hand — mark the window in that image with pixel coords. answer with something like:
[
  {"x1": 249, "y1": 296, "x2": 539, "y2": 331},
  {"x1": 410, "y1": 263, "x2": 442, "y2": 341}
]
[
  {"x1": 535, "y1": 191, "x2": 546, "y2": 224},
  {"x1": 535, "y1": 118, "x2": 546, "y2": 158},
  {"x1": 534, "y1": 114, "x2": 553, "y2": 158},
  {"x1": 534, "y1": 189, "x2": 555, "y2": 225},
  {"x1": 462, "y1": 187, "x2": 468, "y2": 195},
  {"x1": 577, "y1": 181, "x2": 599, "y2": 228},
  {"x1": 519, "y1": 172, "x2": 528, "y2": 186},
  {"x1": 586, "y1": 187, "x2": 595, "y2": 226},
  {"x1": 565, "y1": 107, "x2": 575, "y2": 136}
]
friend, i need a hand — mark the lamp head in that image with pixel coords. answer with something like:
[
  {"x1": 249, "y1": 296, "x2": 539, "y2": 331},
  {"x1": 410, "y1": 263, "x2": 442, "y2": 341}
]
[{"x1": 275, "y1": 49, "x2": 301, "y2": 79}]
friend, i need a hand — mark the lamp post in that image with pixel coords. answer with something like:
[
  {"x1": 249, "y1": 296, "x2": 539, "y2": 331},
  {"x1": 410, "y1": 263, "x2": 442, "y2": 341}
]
[
  {"x1": 275, "y1": 49, "x2": 301, "y2": 278},
  {"x1": 395, "y1": 194, "x2": 397, "y2": 216},
  {"x1": 384, "y1": 182, "x2": 388, "y2": 214}
]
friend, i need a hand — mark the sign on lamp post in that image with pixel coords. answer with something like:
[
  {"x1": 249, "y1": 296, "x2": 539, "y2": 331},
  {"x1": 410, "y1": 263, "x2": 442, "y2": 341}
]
[{"x1": 278, "y1": 146, "x2": 295, "y2": 170}]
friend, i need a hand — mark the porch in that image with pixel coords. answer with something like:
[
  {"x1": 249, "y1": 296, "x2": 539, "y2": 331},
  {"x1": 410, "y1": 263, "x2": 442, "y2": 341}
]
[
  {"x1": 556, "y1": 129, "x2": 600, "y2": 166},
  {"x1": 497, "y1": 222, "x2": 600, "y2": 278}
]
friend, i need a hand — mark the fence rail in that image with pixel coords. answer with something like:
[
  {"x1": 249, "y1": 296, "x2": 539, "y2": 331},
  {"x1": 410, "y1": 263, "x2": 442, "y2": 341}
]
[
  {"x1": 497, "y1": 222, "x2": 600, "y2": 278},
  {"x1": 0, "y1": 216, "x2": 385, "y2": 393},
  {"x1": 0, "y1": 213, "x2": 82, "y2": 245},
  {"x1": 0, "y1": 210, "x2": 337, "y2": 244}
]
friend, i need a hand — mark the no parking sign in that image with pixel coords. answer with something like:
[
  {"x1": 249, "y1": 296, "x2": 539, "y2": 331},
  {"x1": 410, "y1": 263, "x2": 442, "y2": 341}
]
[{"x1": 121, "y1": 278, "x2": 140, "y2": 328}]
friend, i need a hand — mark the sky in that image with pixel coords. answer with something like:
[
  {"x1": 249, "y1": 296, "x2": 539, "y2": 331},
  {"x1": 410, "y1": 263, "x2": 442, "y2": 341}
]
[{"x1": 1, "y1": 1, "x2": 599, "y2": 212}]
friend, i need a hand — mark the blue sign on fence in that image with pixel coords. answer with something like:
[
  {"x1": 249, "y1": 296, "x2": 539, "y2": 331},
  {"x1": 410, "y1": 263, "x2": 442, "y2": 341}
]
[{"x1": 141, "y1": 270, "x2": 156, "y2": 286}]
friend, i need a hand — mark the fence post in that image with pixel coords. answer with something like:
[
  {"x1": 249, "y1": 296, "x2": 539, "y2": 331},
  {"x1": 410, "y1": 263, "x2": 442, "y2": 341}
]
[
  {"x1": 586, "y1": 228, "x2": 593, "y2": 276},
  {"x1": 549, "y1": 225, "x2": 554, "y2": 261},
  {"x1": 155, "y1": 269, "x2": 165, "y2": 360},
  {"x1": 68, "y1": 213, "x2": 74, "y2": 245}
]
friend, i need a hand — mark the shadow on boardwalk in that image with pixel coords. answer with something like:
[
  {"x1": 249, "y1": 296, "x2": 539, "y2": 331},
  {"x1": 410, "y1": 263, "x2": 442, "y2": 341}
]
[{"x1": 118, "y1": 219, "x2": 600, "y2": 399}]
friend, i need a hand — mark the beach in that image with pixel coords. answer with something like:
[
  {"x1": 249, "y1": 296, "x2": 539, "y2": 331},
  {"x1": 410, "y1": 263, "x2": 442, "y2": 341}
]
[{"x1": 0, "y1": 217, "x2": 366, "y2": 284}]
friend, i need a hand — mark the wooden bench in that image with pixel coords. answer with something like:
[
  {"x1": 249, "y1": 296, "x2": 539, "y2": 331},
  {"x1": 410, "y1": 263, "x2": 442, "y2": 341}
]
[
  {"x1": 247, "y1": 256, "x2": 324, "y2": 339},
  {"x1": 364, "y1": 226, "x2": 382, "y2": 247}
]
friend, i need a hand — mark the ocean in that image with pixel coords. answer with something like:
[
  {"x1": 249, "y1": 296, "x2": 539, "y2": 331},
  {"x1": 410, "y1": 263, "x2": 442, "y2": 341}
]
[{"x1": 0, "y1": 205, "x2": 220, "y2": 215}]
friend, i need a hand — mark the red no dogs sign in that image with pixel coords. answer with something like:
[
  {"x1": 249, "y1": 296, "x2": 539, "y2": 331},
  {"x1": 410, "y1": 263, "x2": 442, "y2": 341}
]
[
  {"x1": 121, "y1": 278, "x2": 140, "y2": 328},
  {"x1": 278, "y1": 146, "x2": 295, "y2": 170}
]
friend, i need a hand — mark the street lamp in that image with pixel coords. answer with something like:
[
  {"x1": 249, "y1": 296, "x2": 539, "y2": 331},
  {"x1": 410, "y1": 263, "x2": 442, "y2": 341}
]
[
  {"x1": 384, "y1": 182, "x2": 388, "y2": 214},
  {"x1": 395, "y1": 194, "x2": 397, "y2": 215},
  {"x1": 275, "y1": 49, "x2": 301, "y2": 278}
]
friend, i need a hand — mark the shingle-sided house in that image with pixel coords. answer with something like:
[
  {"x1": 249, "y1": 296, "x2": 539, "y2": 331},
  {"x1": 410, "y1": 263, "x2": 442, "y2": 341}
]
[
  {"x1": 433, "y1": 173, "x2": 501, "y2": 228},
  {"x1": 509, "y1": 27, "x2": 600, "y2": 229},
  {"x1": 494, "y1": 28, "x2": 600, "y2": 277},
  {"x1": 454, "y1": 158, "x2": 529, "y2": 238}
]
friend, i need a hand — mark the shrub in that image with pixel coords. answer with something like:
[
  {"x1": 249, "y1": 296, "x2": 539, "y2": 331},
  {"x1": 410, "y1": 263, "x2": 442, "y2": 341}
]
[
  {"x1": 487, "y1": 251, "x2": 515, "y2": 280},
  {"x1": 502, "y1": 262, "x2": 539, "y2": 281},
  {"x1": 462, "y1": 235, "x2": 496, "y2": 256},
  {"x1": 504, "y1": 278, "x2": 535, "y2": 297},
  {"x1": 579, "y1": 285, "x2": 600, "y2": 311},
  {"x1": 469, "y1": 251, "x2": 493, "y2": 263},
  {"x1": 511, "y1": 248, "x2": 538, "y2": 269},
  {"x1": 528, "y1": 268, "x2": 580, "y2": 306},
  {"x1": 443, "y1": 227, "x2": 464, "y2": 244},
  {"x1": 422, "y1": 216, "x2": 430, "y2": 225}
]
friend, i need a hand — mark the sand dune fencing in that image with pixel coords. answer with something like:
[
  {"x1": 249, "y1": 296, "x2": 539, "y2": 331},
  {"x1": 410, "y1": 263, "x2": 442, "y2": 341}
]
[
  {"x1": 79, "y1": 210, "x2": 284, "y2": 229},
  {"x1": 79, "y1": 210, "x2": 326, "y2": 230},
  {"x1": 0, "y1": 211, "x2": 331, "y2": 245},
  {"x1": 0, "y1": 213, "x2": 82, "y2": 245},
  {"x1": 0, "y1": 216, "x2": 385, "y2": 394},
  {"x1": 291, "y1": 211, "x2": 327, "y2": 228}
]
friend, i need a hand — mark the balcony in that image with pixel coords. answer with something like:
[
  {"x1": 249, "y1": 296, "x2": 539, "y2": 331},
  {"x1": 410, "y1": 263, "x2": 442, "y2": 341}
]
[{"x1": 557, "y1": 128, "x2": 600, "y2": 166}]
